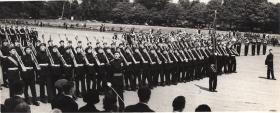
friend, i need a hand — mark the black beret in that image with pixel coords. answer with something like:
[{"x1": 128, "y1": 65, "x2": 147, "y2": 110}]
[
  {"x1": 65, "y1": 46, "x2": 72, "y2": 50},
  {"x1": 39, "y1": 43, "x2": 46, "y2": 47},
  {"x1": 53, "y1": 45, "x2": 58, "y2": 48},
  {"x1": 24, "y1": 46, "x2": 31, "y2": 51},
  {"x1": 9, "y1": 46, "x2": 16, "y2": 51}
]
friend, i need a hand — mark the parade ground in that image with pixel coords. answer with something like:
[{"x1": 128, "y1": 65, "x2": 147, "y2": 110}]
[{"x1": 0, "y1": 26, "x2": 280, "y2": 112}]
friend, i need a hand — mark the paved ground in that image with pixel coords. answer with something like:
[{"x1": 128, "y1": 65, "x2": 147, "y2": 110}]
[{"x1": 0, "y1": 27, "x2": 280, "y2": 112}]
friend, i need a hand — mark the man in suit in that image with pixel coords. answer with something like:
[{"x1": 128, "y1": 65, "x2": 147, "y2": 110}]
[
  {"x1": 265, "y1": 49, "x2": 276, "y2": 80},
  {"x1": 78, "y1": 90, "x2": 100, "y2": 112},
  {"x1": 51, "y1": 81, "x2": 78, "y2": 112},
  {"x1": 125, "y1": 87, "x2": 154, "y2": 112},
  {"x1": 3, "y1": 80, "x2": 30, "y2": 113},
  {"x1": 51, "y1": 79, "x2": 68, "y2": 109}
]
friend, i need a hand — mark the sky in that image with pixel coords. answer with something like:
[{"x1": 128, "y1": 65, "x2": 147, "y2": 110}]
[{"x1": 172, "y1": 0, "x2": 280, "y2": 4}]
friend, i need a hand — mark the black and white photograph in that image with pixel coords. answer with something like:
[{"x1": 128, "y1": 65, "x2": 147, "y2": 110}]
[{"x1": 0, "y1": 0, "x2": 279, "y2": 112}]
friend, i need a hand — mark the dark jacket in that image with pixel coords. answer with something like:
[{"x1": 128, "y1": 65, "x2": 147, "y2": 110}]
[
  {"x1": 78, "y1": 104, "x2": 100, "y2": 112},
  {"x1": 3, "y1": 95, "x2": 28, "y2": 112},
  {"x1": 51, "y1": 95, "x2": 78, "y2": 112},
  {"x1": 265, "y1": 53, "x2": 273, "y2": 68},
  {"x1": 125, "y1": 103, "x2": 154, "y2": 112}
]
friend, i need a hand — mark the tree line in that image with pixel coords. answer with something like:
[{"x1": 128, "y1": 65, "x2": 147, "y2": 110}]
[{"x1": 0, "y1": 0, "x2": 279, "y2": 33}]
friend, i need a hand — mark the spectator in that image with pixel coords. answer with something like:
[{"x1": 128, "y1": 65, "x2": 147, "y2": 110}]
[
  {"x1": 52, "y1": 81, "x2": 78, "y2": 112},
  {"x1": 51, "y1": 79, "x2": 68, "y2": 109},
  {"x1": 14, "y1": 103, "x2": 31, "y2": 113},
  {"x1": 3, "y1": 80, "x2": 29, "y2": 112},
  {"x1": 78, "y1": 90, "x2": 100, "y2": 112},
  {"x1": 195, "y1": 104, "x2": 211, "y2": 112},
  {"x1": 54, "y1": 79, "x2": 68, "y2": 95},
  {"x1": 124, "y1": 87, "x2": 154, "y2": 112},
  {"x1": 172, "y1": 96, "x2": 186, "y2": 112},
  {"x1": 103, "y1": 91, "x2": 118, "y2": 112}
]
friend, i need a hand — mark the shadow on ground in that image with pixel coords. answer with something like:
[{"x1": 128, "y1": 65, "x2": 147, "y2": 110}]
[
  {"x1": 194, "y1": 84, "x2": 210, "y2": 92},
  {"x1": 258, "y1": 76, "x2": 268, "y2": 80}
]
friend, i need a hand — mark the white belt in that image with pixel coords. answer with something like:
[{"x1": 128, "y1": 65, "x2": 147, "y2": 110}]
[
  {"x1": 25, "y1": 67, "x2": 33, "y2": 70},
  {"x1": 113, "y1": 73, "x2": 123, "y2": 77},
  {"x1": 8, "y1": 67, "x2": 18, "y2": 71}
]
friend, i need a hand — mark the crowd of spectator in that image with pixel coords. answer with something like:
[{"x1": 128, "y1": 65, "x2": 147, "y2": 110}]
[{"x1": 1, "y1": 79, "x2": 212, "y2": 113}]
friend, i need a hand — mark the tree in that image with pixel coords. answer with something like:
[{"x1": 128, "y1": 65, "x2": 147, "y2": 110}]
[
  {"x1": 135, "y1": 0, "x2": 169, "y2": 10},
  {"x1": 179, "y1": 0, "x2": 191, "y2": 9},
  {"x1": 161, "y1": 3, "x2": 184, "y2": 26},
  {"x1": 112, "y1": 2, "x2": 149, "y2": 24},
  {"x1": 188, "y1": 1, "x2": 208, "y2": 27}
]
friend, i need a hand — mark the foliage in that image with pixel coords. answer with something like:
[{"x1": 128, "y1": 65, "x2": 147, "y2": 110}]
[{"x1": 0, "y1": 0, "x2": 279, "y2": 33}]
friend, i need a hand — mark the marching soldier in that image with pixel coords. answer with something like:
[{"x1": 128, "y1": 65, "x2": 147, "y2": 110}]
[
  {"x1": 21, "y1": 47, "x2": 40, "y2": 106},
  {"x1": 6, "y1": 26, "x2": 17, "y2": 44},
  {"x1": 50, "y1": 46, "x2": 64, "y2": 95},
  {"x1": 74, "y1": 47, "x2": 87, "y2": 97},
  {"x1": 36, "y1": 43, "x2": 51, "y2": 103},
  {"x1": 235, "y1": 39, "x2": 241, "y2": 56},
  {"x1": 140, "y1": 44, "x2": 153, "y2": 88},
  {"x1": 251, "y1": 37, "x2": 256, "y2": 56},
  {"x1": 256, "y1": 37, "x2": 261, "y2": 55},
  {"x1": 0, "y1": 26, "x2": 6, "y2": 45},
  {"x1": 1, "y1": 40, "x2": 10, "y2": 87},
  {"x1": 122, "y1": 46, "x2": 136, "y2": 90},
  {"x1": 95, "y1": 45, "x2": 109, "y2": 92},
  {"x1": 208, "y1": 51, "x2": 218, "y2": 92},
  {"x1": 162, "y1": 46, "x2": 172, "y2": 85},
  {"x1": 85, "y1": 45, "x2": 99, "y2": 91},
  {"x1": 58, "y1": 40, "x2": 66, "y2": 55},
  {"x1": 4, "y1": 47, "x2": 22, "y2": 97},
  {"x1": 63, "y1": 47, "x2": 75, "y2": 81},
  {"x1": 244, "y1": 38, "x2": 250, "y2": 56},
  {"x1": 156, "y1": 44, "x2": 168, "y2": 85},
  {"x1": 262, "y1": 38, "x2": 267, "y2": 55},
  {"x1": 19, "y1": 26, "x2": 28, "y2": 46},
  {"x1": 150, "y1": 47, "x2": 161, "y2": 87},
  {"x1": 130, "y1": 45, "x2": 142, "y2": 88}
]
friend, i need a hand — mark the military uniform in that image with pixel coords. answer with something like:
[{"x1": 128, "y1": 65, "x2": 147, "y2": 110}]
[
  {"x1": 74, "y1": 50, "x2": 86, "y2": 96},
  {"x1": 110, "y1": 56, "x2": 125, "y2": 111},
  {"x1": 262, "y1": 39, "x2": 267, "y2": 55},
  {"x1": 36, "y1": 47, "x2": 51, "y2": 102},
  {"x1": 85, "y1": 47, "x2": 98, "y2": 91},
  {"x1": 96, "y1": 48, "x2": 109, "y2": 92},
  {"x1": 256, "y1": 38, "x2": 261, "y2": 55},
  {"x1": 5, "y1": 54, "x2": 21, "y2": 97},
  {"x1": 21, "y1": 52, "x2": 39, "y2": 105},
  {"x1": 244, "y1": 39, "x2": 250, "y2": 56},
  {"x1": 251, "y1": 38, "x2": 256, "y2": 56}
]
